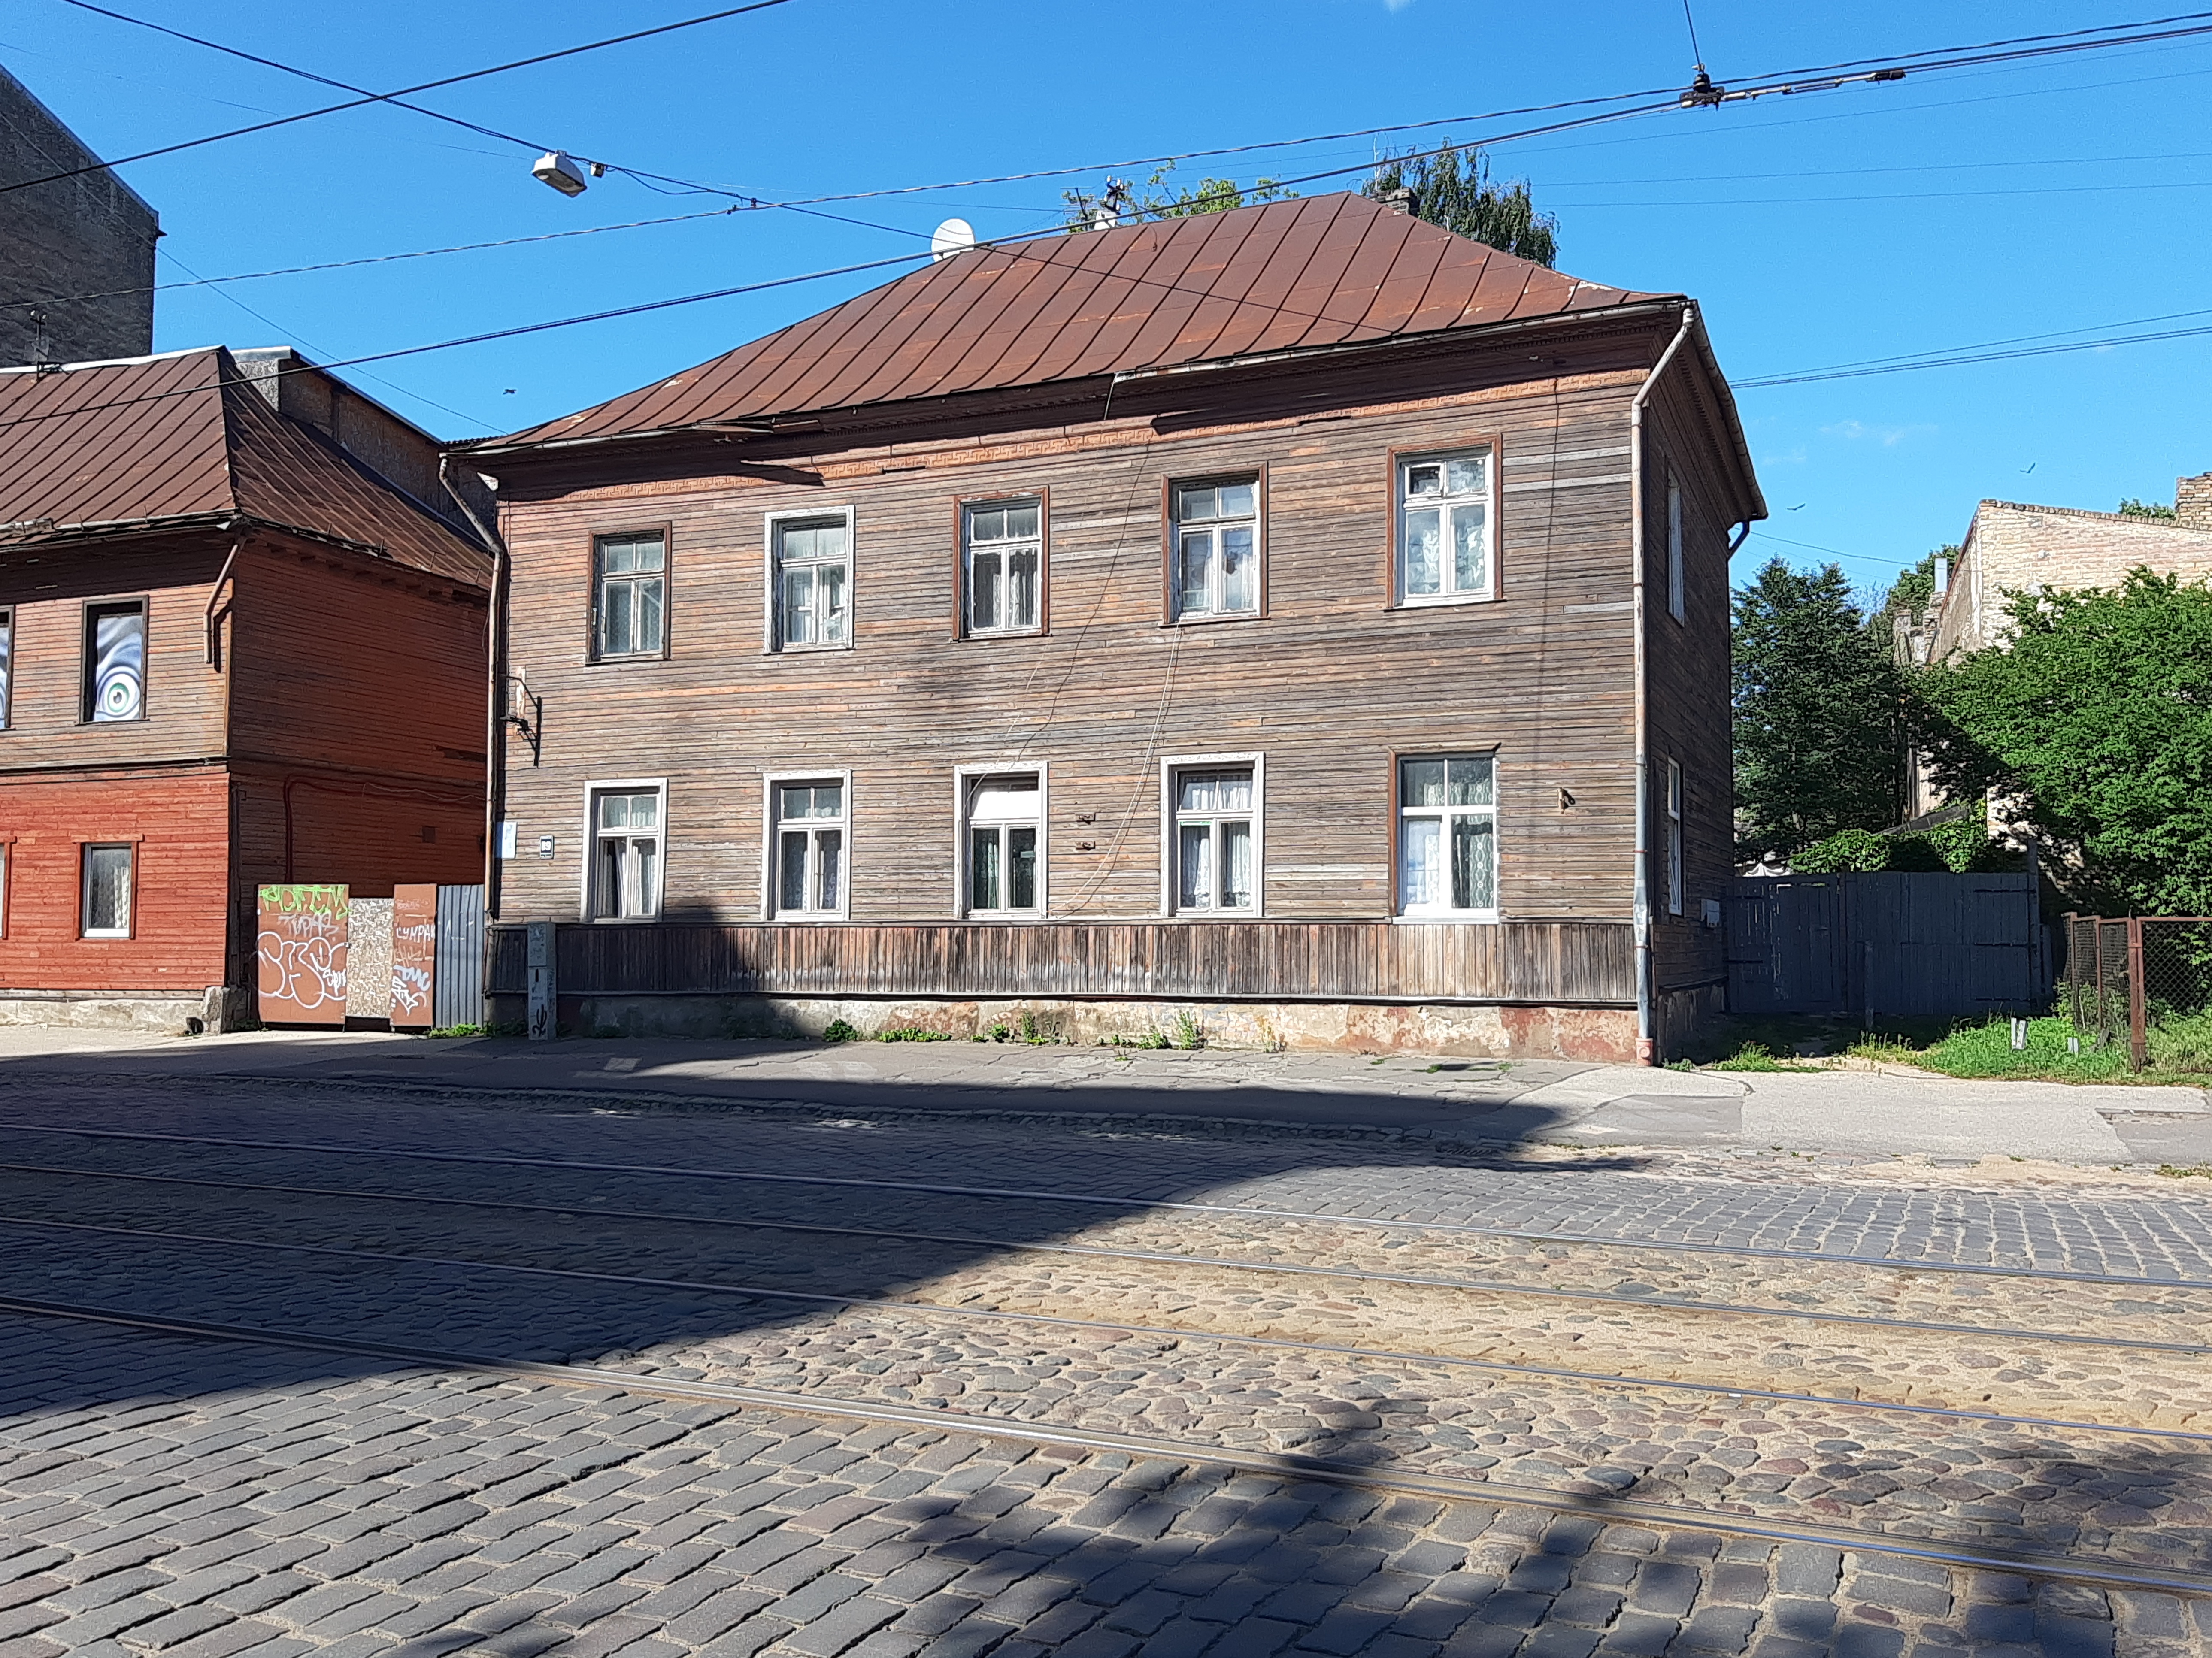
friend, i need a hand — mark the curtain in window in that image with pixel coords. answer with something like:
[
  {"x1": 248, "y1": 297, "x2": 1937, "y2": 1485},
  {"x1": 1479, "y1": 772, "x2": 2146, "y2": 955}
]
[{"x1": 85, "y1": 846, "x2": 132, "y2": 932}]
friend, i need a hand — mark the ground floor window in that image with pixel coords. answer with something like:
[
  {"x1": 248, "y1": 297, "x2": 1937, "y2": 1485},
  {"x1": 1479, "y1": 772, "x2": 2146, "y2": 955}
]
[
  {"x1": 1398, "y1": 755, "x2": 1497, "y2": 916},
  {"x1": 1170, "y1": 764, "x2": 1258, "y2": 914},
  {"x1": 965, "y1": 773, "x2": 1041, "y2": 914},
  {"x1": 81, "y1": 843, "x2": 134, "y2": 938},
  {"x1": 774, "y1": 778, "x2": 847, "y2": 918},
  {"x1": 588, "y1": 787, "x2": 662, "y2": 920}
]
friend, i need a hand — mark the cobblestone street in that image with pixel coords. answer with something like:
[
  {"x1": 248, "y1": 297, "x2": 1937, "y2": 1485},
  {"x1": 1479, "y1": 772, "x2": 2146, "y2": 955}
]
[{"x1": 3, "y1": 1065, "x2": 2210, "y2": 1657}]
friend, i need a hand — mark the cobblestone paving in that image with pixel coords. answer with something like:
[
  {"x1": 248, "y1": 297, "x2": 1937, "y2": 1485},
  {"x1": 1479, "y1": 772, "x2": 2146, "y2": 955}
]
[
  {"x1": 6, "y1": 1079, "x2": 2212, "y2": 1653},
  {"x1": 0, "y1": 1310, "x2": 2199, "y2": 1658}
]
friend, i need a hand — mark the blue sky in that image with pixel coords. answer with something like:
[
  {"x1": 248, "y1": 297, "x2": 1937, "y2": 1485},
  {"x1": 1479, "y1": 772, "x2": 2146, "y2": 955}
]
[{"x1": 7, "y1": 0, "x2": 2207, "y2": 600}]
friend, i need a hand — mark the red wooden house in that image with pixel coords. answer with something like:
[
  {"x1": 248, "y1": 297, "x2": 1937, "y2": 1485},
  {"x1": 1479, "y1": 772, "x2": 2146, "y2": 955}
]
[{"x1": 0, "y1": 345, "x2": 493, "y2": 1031}]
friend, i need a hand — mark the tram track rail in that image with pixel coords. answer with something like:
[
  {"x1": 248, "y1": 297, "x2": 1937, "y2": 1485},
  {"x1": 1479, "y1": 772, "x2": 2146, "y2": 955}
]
[
  {"x1": 4, "y1": 1156, "x2": 2208, "y2": 1359},
  {"x1": 6, "y1": 1119, "x2": 2207, "y2": 1291},
  {"x1": 8, "y1": 1209, "x2": 2210, "y2": 1444},
  {"x1": 0, "y1": 1289, "x2": 2205, "y2": 1600}
]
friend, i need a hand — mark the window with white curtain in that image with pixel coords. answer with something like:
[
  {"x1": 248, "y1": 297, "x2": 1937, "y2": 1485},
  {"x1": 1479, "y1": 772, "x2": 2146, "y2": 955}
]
[
  {"x1": 964, "y1": 773, "x2": 1041, "y2": 914},
  {"x1": 1666, "y1": 474, "x2": 1685, "y2": 622},
  {"x1": 1171, "y1": 766, "x2": 1257, "y2": 914},
  {"x1": 1666, "y1": 758, "x2": 1685, "y2": 917},
  {"x1": 1397, "y1": 450, "x2": 1494, "y2": 605},
  {"x1": 1170, "y1": 479, "x2": 1260, "y2": 620},
  {"x1": 1397, "y1": 755, "x2": 1497, "y2": 917},
  {"x1": 594, "y1": 532, "x2": 666, "y2": 658},
  {"x1": 770, "y1": 514, "x2": 851, "y2": 650},
  {"x1": 589, "y1": 788, "x2": 661, "y2": 920},
  {"x1": 773, "y1": 779, "x2": 847, "y2": 918},
  {"x1": 81, "y1": 844, "x2": 133, "y2": 938},
  {"x1": 964, "y1": 500, "x2": 1042, "y2": 636}
]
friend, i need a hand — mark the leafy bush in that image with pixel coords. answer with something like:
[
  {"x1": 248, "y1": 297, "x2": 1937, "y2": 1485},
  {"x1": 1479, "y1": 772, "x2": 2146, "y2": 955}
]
[
  {"x1": 1792, "y1": 829, "x2": 1888, "y2": 873},
  {"x1": 877, "y1": 1026, "x2": 954, "y2": 1042},
  {"x1": 821, "y1": 1019, "x2": 860, "y2": 1043},
  {"x1": 1792, "y1": 820, "x2": 2015, "y2": 874}
]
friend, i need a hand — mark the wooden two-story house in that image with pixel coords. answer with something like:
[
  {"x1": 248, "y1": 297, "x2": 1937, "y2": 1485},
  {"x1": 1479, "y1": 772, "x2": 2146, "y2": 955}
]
[
  {"x1": 470, "y1": 193, "x2": 1762, "y2": 1059},
  {"x1": 0, "y1": 345, "x2": 494, "y2": 1031}
]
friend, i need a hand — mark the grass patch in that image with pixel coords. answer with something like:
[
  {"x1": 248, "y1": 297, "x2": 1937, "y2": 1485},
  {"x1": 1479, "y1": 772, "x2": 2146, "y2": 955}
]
[
  {"x1": 876, "y1": 1026, "x2": 954, "y2": 1043},
  {"x1": 1705, "y1": 1042, "x2": 1813, "y2": 1072},
  {"x1": 1871, "y1": 1012, "x2": 2212, "y2": 1085}
]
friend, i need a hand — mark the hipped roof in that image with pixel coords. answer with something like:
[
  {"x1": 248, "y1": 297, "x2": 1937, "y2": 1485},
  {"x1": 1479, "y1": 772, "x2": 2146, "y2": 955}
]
[
  {"x1": 486, "y1": 191, "x2": 1672, "y2": 451},
  {"x1": 0, "y1": 347, "x2": 491, "y2": 585}
]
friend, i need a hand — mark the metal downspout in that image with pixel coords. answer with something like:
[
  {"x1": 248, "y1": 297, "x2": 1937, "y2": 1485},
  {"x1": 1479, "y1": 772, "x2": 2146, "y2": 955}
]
[
  {"x1": 1629, "y1": 304, "x2": 1698, "y2": 1066},
  {"x1": 439, "y1": 455, "x2": 509, "y2": 925}
]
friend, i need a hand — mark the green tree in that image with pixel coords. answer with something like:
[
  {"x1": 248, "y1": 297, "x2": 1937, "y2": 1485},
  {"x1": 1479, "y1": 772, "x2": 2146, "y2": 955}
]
[
  {"x1": 1063, "y1": 163, "x2": 1294, "y2": 230},
  {"x1": 1732, "y1": 558, "x2": 1909, "y2": 860},
  {"x1": 2118, "y1": 496, "x2": 2179, "y2": 521},
  {"x1": 1362, "y1": 144, "x2": 1558, "y2": 267},
  {"x1": 1918, "y1": 570, "x2": 2212, "y2": 914}
]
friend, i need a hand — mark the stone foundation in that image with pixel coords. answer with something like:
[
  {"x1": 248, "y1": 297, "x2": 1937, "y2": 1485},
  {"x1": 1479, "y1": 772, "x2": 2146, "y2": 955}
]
[
  {"x1": 0, "y1": 985, "x2": 246, "y2": 1036},
  {"x1": 488, "y1": 992, "x2": 1641, "y2": 1062}
]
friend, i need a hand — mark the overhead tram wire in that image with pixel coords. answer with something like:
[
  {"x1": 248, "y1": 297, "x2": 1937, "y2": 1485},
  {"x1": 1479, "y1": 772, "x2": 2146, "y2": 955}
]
[
  {"x1": 0, "y1": 0, "x2": 801, "y2": 198},
  {"x1": 14, "y1": 11, "x2": 2212, "y2": 432}
]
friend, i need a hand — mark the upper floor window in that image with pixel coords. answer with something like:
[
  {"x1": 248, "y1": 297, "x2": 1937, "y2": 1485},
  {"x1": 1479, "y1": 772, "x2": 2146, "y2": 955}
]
[
  {"x1": 1171, "y1": 479, "x2": 1259, "y2": 620},
  {"x1": 1397, "y1": 449, "x2": 1494, "y2": 605},
  {"x1": 773, "y1": 778, "x2": 847, "y2": 918},
  {"x1": 771, "y1": 513, "x2": 852, "y2": 651},
  {"x1": 1398, "y1": 755, "x2": 1497, "y2": 917},
  {"x1": 964, "y1": 499, "x2": 1042, "y2": 637},
  {"x1": 594, "y1": 532, "x2": 666, "y2": 659},
  {"x1": 965, "y1": 773, "x2": 1041, "y2": 915},
  {"x1": 84, "y1": 600, "x2": 146, "y2": 723},
  {"x1": 1666, "y1": 758, "x2": 1685, "y2": 916},
  {"x1": 0, "y1": 608, "x2": 12, "y2": 729},
  {"x1": 588, "y1": 786, "x2": 662, "y2": 920},
  {"x1": 82, "y1": 843, "x2": 134, "y2": 938},
  {"x1": 1169, "y1": 762, "x2": 1258, "y2": 915},
  {"x1": 1666, "y1": 474, "x2": 1686, "y2": 622}
]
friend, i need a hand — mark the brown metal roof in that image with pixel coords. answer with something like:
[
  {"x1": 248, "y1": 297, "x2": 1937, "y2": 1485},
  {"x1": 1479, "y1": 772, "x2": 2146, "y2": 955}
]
[
  {"x1": 490, "y1": 192, "x2": 1667, "y2": 449},
  {"x1": 0, "y1": 347, "x2": 491, "y2": 586}
]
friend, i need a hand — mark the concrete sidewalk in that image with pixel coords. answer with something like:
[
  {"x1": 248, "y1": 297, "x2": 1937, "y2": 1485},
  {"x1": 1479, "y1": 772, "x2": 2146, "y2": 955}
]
[{"x1": 1, "y1": 1024, "x2": 2206, "y2": 1166}]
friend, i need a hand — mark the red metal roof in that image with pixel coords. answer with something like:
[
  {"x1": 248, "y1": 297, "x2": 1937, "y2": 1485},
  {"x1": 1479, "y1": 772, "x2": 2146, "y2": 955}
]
[
  {"x1": 0, "y1": 347, "x2": 491, "y2": 585},
  {"x1": 491, "y1": 192, "x2": 1667, "y2": 449}
]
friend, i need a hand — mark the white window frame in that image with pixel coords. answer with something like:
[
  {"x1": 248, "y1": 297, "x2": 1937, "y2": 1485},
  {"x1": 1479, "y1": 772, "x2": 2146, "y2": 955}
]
[
  {"x1": 1666, "y1": 472, "x2": 1686, "y2": 623},
  {"x1": 962, "y1": 497, "x2": 1045, "y2": 638},
  {"x1": 763, "y1": 768, "x2": 853, "y2": 922},
  {"x1": 1159, "y1": 752, "x2": 1264, "y2": 918},
  {"x1": 1395, "y1": 754, "x2": 1501, "y2": 922},
  {"x1": 1394, "y1": 446, "x2": 1498, "y2": 608},
  {"x1": 592, "y1": 529, "x2": 669, "y2": 660},
  {"x1": 1168, "y1": 476, "x2": 1263, "y2": 622},
  {"x1": 764, "y1": 506, "x2": 856, "y2": 654},
  {"x1": 954, "y1": 763, "x2": 1048, "y2": 918},
  {"x1": 579, "y1": 778, "x2": 667, "y2": 924},
  {"x1": 1666, "y1": 758, "x2": 1685, "y2": 917},
  {"x1": 80, "y1": 842, "x2": 135, "y2": 939}
]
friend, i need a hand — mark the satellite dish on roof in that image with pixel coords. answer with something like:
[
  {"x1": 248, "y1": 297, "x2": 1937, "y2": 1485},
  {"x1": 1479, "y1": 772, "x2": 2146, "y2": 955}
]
[{"x1": 930, "y1": 218, "x2": 976, "y2": 261}]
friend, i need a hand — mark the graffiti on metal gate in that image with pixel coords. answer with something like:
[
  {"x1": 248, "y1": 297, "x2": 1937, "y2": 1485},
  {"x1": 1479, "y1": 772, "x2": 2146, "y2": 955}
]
[
  {"x1": 391, "y1": 884, "x2": 438, "y2": 1029},
  {"x1": 258, "y1": 884, "x2": 350, "y2": 1025}
]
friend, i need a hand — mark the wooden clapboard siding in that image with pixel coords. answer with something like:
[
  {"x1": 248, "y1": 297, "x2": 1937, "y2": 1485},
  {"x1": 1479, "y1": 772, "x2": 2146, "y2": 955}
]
[
  {"x1": 488, "y1": 918, "x2": 1634, "y2": 1004},
  {"x1": 490, "y1": 319, "x2": 1680, "y2": 964}
]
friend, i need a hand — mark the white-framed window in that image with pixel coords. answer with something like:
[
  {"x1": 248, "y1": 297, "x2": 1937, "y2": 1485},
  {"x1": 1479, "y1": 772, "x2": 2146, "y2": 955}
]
[
  {"x1": 1666, "y1": 474, "x2": 1685, "y2": 622},
  {"x1": 584, "y1": 781, "x2": 664, "y2": 921},
  {"x1": 1162, "y1": 755, "x2": 1261, "y2": 916},
  {"x1": 81, "y1": 843, "x2": 133, "y2": 938},
  {"x1": 960, "y1": 768, "x2": 1044, "y2": 916},
  {"x1": 1170, "y1": 478, "x2": 1260, "y2": 620},
  {"x1": 964, "y1": 499, "x2": 1042, "y2": 636},
  {"x1": 1666, "y1": 758, "x2": 1684, "y2": 917},
  {"x1": 1396, "y1": 449, "x2": 1495, "y2": 605},
  {"x1": 767, "y1": 773, "x2": 849, "y2": 920},
  {"x1": 594, "y1": 531, "x2": 667, "y2": 659},
  {"x1": 767, "y1": 510, "x2": 853, "y2": 651},
  {"x1": 83, "y1": 600, "x2": 147, "y2": 723},
  {"x1": 1397, "y1": 755, "x2": 1497, "y2": 917},
  {"x1": 0, "y1": 607, "x2": 13, "y2": 729}
]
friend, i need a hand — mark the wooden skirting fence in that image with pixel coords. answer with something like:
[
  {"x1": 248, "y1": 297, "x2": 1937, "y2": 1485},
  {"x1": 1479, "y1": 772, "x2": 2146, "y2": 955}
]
[{"x1": 487, "y1": 919, "x2": 1636, "y2": 1006}]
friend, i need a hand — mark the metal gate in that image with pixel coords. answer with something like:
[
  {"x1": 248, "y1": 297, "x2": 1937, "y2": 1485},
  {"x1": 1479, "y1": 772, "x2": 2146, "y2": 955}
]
[
  {"x1": 1726, "y1": 871, "x2": 2043, "y2": 1020},
  {"x1": 433, "y1": 884, "x2": 485, "y2": 1030}
]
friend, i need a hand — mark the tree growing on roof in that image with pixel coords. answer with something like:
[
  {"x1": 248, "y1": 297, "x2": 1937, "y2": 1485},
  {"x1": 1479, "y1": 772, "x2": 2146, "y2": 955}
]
[
  {"x1": 1062, "y1": 163, "x2": 1295, "y2": 230},
  {"x1": 1732, "y1": 558, "x2": 1910, "y2": 860},
  {"x1": 1916, "y1": 569, "x2": 2212, "y2": 914},
  {"x1": 1362, "y1": 144, "x2": 1558, "y2": 267}
]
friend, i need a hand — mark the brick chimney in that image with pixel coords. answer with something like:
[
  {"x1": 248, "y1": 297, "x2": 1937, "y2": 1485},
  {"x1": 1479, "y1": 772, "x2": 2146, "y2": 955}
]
[{"x1": 2177, "y1": 472, "x2": 2212, "y2": 530}]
